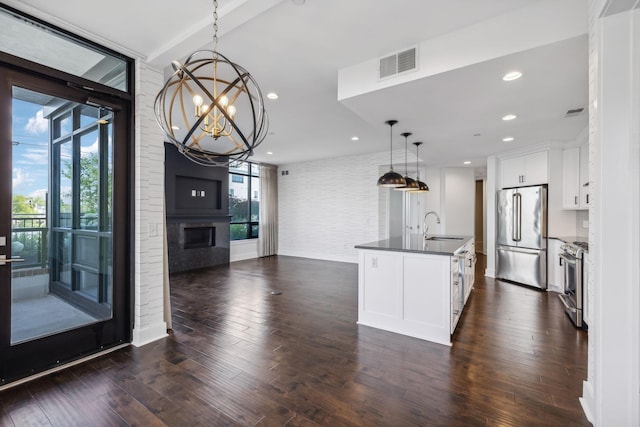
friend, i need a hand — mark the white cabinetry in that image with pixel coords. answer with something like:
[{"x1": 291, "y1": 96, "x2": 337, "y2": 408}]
[
  {"x1": 547, "y1": 239, "x2": 565, "y2": 292},
  {"x1": 450, "y1": 256, "x2": 461, "y2": 332},
  {"x1": 357, "y1": 242, "x2": 474, "y2": 346},
  {"x1": 501, "y1": 151, "x2": 548, "y2": 188},
  {"x1": 562, "y1": 144, "x2": 589, "y2": 210},
  {"x1": 562, "y1": 147, "x2": 581, "y2": 208},
  {"x1": 579, "y1": 142, "x2": 590, "y2": 208}
]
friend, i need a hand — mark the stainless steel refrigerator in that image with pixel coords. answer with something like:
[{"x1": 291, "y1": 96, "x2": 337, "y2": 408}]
[{"x1": 496, "y1": 185, "x2": 547, "y2": 289}]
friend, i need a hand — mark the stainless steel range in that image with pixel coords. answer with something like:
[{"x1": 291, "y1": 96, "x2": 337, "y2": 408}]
[{"x1": 558, "y1": 241, "x2": 588, "y2": 328}]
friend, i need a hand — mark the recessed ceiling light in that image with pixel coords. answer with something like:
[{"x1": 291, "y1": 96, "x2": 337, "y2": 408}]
[
  {"x1": 266, "y1": 92, "x2": 279, "y2": 100},
  {"x1": 267, "y1": 151, "x2": 273, "y2": 155},
  {"x1": 503, "y1": 71, "x2": 522, "y2": 81},
  {"x1": 502, "y1": 136, "x2": 515, "y2": 142},
  {"x1": 464, "y1": 161, "x2": 471, "y2": 165},
  {"x1": 351, "y1": 136, "x2": 359, "y2": 141},
  {"x1": 502, "y1": 114, "x2": 517, "y2": 121}
]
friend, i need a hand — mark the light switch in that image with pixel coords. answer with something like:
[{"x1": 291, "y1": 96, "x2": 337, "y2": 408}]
[
  {"x1": 371, "y1": 257, "x2": 378, "y2": 268},
  {"x1": 0, "y1": 236, "x2": 5, "y2": 247}
]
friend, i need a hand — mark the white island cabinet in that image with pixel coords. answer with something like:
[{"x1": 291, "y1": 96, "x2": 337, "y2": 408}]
[{"x1": 355, "y1": 235, "x2": 474, "y2": 346}]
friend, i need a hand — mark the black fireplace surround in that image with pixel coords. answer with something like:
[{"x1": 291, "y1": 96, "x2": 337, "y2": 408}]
[{"x1": 165, "y1": 143, "x2": 230, "y2": 274}]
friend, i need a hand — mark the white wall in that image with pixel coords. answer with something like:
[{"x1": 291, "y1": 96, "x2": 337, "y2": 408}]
[
  {"x1": 442, "y1": 168, "x2": 475, "y2": 235},
  {"x1": 132, "y1": 60, "x2": 168, "y2": 347},
  {"x1": 420, "y1": 167, "x2": 475, "y2": 236},
  {"x1": 278, "y1": 151, "x2": 390, "y2": 263},
  {"x1": 582, "y1": 4, "x2": 640, "y2": 425},
  {"x1": 230, "y1": 239, "x2": 259, "y2": 262}
]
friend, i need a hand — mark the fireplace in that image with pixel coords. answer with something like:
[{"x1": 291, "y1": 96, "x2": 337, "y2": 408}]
[
  {"x1": 165, "y1": 143, "x2": 231, "y2": 274},
  {"x1": 184, "y1": 226, "x2": 215, "y2": 249}
]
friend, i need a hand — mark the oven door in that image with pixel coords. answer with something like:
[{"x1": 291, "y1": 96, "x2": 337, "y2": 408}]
[
  {"x1": 558, "y1": 251, "x2": 583, "y2": 327},
  {"x1": 559, "y1": 252, "x2": 578, "y2": 296}
]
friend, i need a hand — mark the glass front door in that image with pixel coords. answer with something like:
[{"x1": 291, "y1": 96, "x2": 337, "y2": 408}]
[{"x1": 0, "y1": 66, "x2": 130, "y2": 385}]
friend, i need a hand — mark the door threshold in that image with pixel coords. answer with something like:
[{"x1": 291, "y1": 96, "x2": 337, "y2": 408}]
[{"x1": 0, "y1": 343, "x2": 130, "y2": 392}]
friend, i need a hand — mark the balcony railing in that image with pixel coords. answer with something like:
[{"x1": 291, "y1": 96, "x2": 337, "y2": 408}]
[{"x1": 11, "y1": 214, "x2": 47, "y2": 269}]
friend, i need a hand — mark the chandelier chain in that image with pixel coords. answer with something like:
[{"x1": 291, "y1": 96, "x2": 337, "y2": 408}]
[{"x1": 213, "y1": 0, "x2": 219, "y2": 51}]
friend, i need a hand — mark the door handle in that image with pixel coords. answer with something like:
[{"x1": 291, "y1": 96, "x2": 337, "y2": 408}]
[{"x1": 0, "y1": 255, "x2": 25, "y2": 266}]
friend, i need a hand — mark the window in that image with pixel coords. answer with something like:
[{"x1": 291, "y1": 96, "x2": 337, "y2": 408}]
[{"x1": 229, "y1": 161, "x2": 259, "y2": 240}]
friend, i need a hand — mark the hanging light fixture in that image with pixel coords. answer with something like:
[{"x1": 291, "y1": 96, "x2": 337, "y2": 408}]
[
  {"x1": 411, "y1": 142, "x2": 430, "y2": 192},
  {"x1": 395, "y1": 132, "x2": 420, "y2": 192},
  {"x1": 154, "y1": 0, "x2": 268, "y2": 166},
  {"x1": 377, "y1": 120, "x2": 406, "y2": 187}
]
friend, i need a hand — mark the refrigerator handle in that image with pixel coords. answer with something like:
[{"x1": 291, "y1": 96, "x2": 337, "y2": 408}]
[
  {"x1": 515, "y1": 193, "x2": 522, "y2": 241},
  {"x1": 512, "y1": 193, "x2": 518, "y2": 241}
]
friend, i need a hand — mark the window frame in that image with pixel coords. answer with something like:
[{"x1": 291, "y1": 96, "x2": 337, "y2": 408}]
[{"x1": 229, "y1": 161, "x2": 259, "y2": 240}]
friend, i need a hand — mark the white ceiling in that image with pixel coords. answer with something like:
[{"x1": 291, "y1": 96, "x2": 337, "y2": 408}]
[{"x1": 7, "y1": 0, "x2": 589, "y2": 171}]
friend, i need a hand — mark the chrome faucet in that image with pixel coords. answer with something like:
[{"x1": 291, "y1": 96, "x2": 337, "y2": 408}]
[{"x1": 423, "y1": 211, "x2": 441, "y2": 239}]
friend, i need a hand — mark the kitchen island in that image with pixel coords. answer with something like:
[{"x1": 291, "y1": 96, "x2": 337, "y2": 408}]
[{"x1": 355, "y1": 234, "x2": 475, "y2": 346}]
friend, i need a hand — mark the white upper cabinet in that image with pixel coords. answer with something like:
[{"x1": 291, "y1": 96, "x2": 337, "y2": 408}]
[
  {"x1": 501, "y1": 151, "x2": 548, "y2": 188},
  {"x1": 579, "y1": 142, "x2": 590, "y2": 208},
  {"x1": 562, "y1": 144, "x2": 589, "y2": 210},
  {"x1": 562, "y1": 147, "x2": 581, "y2": 208}
]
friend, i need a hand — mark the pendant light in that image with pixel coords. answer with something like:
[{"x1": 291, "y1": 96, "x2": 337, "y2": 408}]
[
  {"x1": 154, "y1": 0, "x2": 268, "y2": 166},
  {"x1": 395, "y1": 132, "x2": 420, "y2": 191},
  {"x1": 412, "y1": 142, "x2": 430, "y2": 192},
  {"x1": 377, "y1": 120, "x2": 406, "y2": 187}
]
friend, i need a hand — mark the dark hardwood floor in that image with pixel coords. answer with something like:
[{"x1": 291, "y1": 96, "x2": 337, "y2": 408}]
[{"x1": 0, "y1": 254, "x2": 590, "y2": 426}]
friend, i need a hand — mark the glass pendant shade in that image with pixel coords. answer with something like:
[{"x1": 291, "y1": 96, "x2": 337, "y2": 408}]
[
  {"x1": 396, "y1": 132, "x2": 420, "y2": 191},
  {"x1": 377, "y1": 120, "x2": 406, "y2": 187},
  {"x1": 411, "y1": 141, "x2": 429, "y2": 193}
]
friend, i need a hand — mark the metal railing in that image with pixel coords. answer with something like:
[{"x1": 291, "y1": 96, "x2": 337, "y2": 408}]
[{"x1": 11, "y1": 214, "x2": 47, "y2": 269}]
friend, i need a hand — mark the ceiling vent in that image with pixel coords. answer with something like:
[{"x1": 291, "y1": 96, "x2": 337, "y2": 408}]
[
  {"x1": 565, "y1": 108, "x2": 585, "y2": 118},
  {"x1": 379, "y1": 47, "x2": 418, "y2": 80}
]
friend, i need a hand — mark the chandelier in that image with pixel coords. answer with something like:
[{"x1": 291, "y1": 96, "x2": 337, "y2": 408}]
[{"x1": 154, "y1": 0, "x2": 268, "y2": 166}]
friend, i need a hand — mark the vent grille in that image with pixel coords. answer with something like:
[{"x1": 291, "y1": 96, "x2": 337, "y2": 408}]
[
  {"x1": 379, "y1": 55, "x2": 397, "y2": 79},
  {"x1": 565, "y1": 108, "x2": 585, "y2": 117},
  {"x1": 379, "y1": 47, "x2": 417, "y2": 79}
]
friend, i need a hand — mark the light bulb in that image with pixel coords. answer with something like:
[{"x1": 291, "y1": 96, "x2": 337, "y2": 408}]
[
  {"x1": 220, "y1": 95, "x2": 229, "y2": 107},
  {"x1": 193, "y1": 95, "x2": 204, "y2": 117},
  {"x1": 228, "y1": 105, "x2": 237, "y2": 118}
]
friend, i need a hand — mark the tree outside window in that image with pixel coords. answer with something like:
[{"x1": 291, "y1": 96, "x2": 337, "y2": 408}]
[{"x1": 229, "y1": 161, "x2": 259, "y2": 240}]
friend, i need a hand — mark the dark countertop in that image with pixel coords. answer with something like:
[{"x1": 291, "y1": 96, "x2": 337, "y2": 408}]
[
  {"x1": 355, "y1": 234, "x2": 474, "y2": 256},
  {"x1": 550, "y1": 236, "x2": 589, "y2": 252},
  {"x1": 551, "y1": 236, "x2": 588, "y2": 244}
]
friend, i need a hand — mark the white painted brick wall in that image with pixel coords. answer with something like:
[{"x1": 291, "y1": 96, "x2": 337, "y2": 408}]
[
  {"x1": 278, "y1": 150, "x2": 397, "y2": 263},
  {"x1": 132, "y1": 60, "x2": 168, "y2": 346}
]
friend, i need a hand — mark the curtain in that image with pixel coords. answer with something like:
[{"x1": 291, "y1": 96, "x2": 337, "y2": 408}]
[{"x1": 259, "y1": 164, "x2": 278, "y2": 257}]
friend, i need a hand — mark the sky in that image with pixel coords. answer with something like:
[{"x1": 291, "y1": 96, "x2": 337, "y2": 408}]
[
  {"x1": 12, "y1": 97, "x2": 102, "y2": 209},
  {"x1": 12, "y1": 98, "x2": 49, "y2": 200}
]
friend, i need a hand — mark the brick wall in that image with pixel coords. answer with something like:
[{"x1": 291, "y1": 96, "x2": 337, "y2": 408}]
[{"x1": 131, "y1": 60, "x2": 168, "y2": 346}]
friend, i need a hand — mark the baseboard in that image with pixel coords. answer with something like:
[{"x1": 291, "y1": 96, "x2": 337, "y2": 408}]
[
  {"x1": 485, "y1": 268, "x2": 495, "y2": 278},
  {"x1": 276, "y1": 249, "x2": 356, "y2": 264},
  {"x1": 580, "y1": 380, "x2": 595, "y2": 423},
  {"x1": 132, "y1": 322, "x2": 168, "y2": 347}
]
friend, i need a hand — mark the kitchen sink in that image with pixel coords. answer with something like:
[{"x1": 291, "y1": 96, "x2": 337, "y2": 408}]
[{"x1": 425, "y1": 236, "x2": 464, "y2": 241}]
